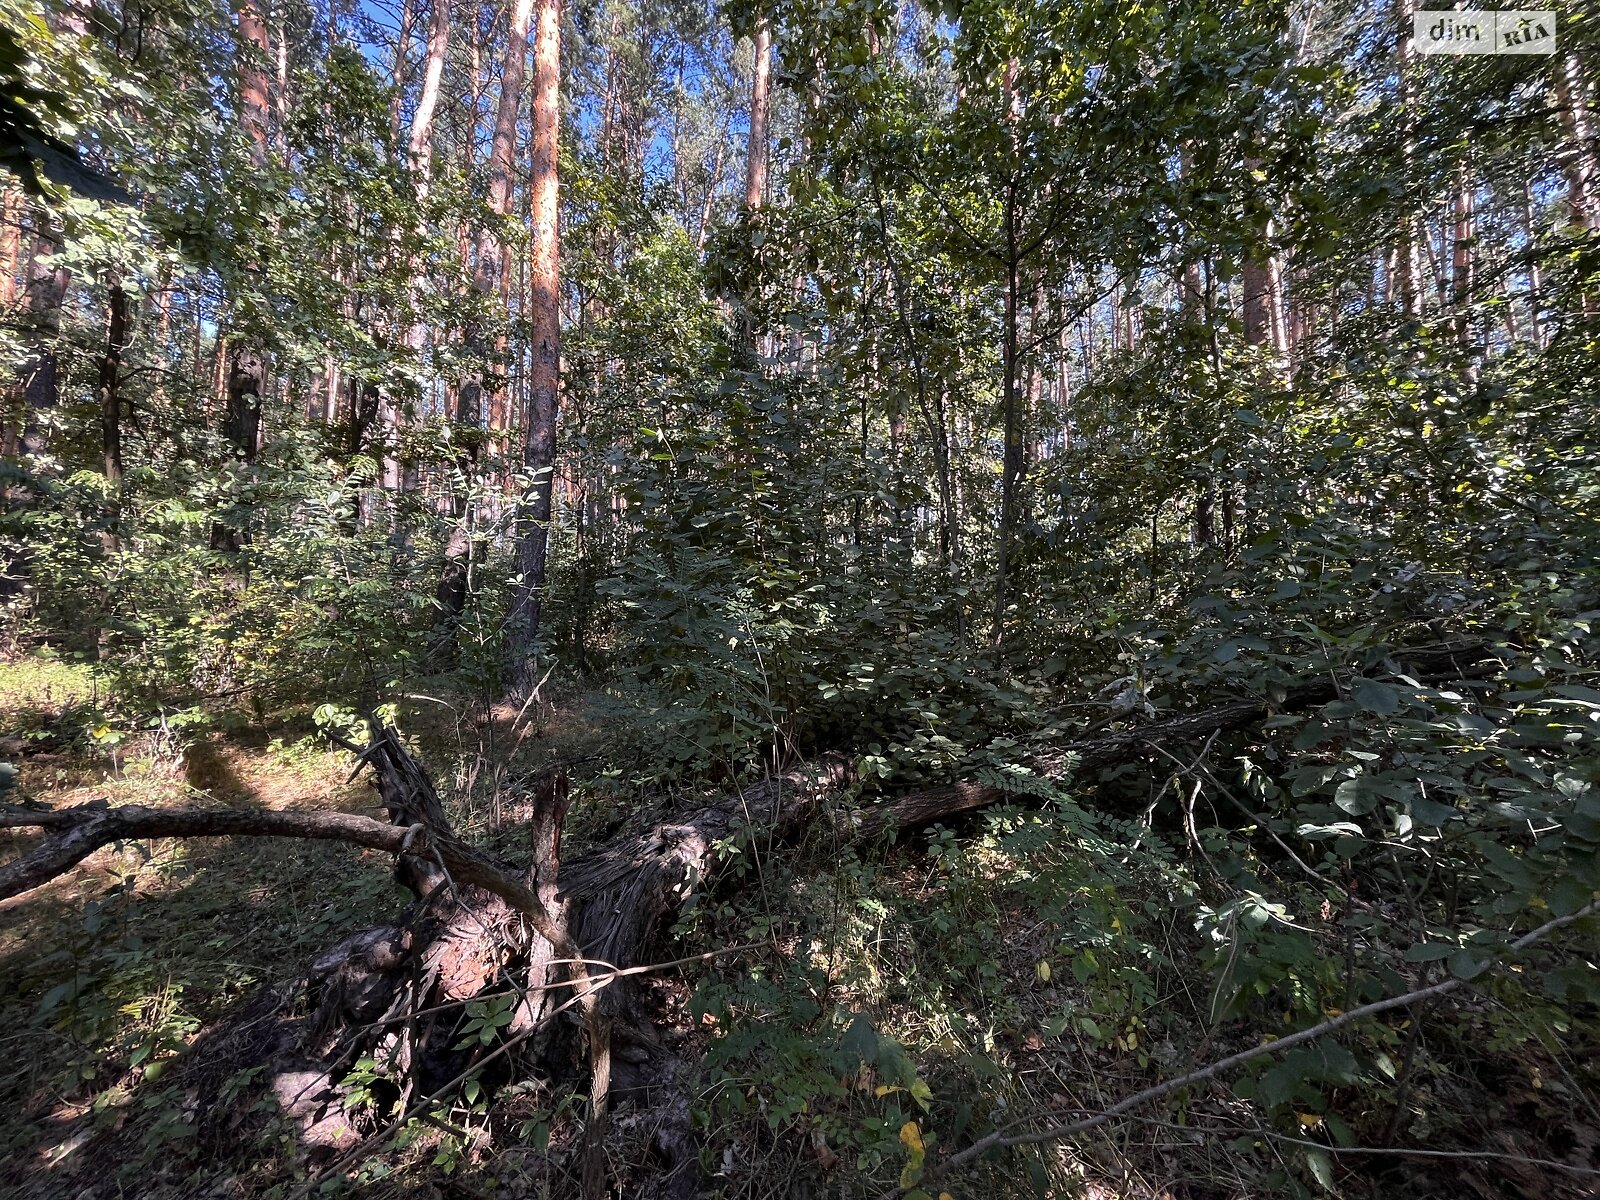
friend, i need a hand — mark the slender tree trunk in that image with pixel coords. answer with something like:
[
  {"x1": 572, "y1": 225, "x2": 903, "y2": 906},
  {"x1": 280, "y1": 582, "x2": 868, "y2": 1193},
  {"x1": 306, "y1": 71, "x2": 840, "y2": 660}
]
[
  {"x1": 408, "y1": 0, "x2": 450, "y2": 189},
  {"x1": 1179, "y1": 149, "x2": 1203, "y2": 315},
  {"x1": 1555, "y1": 49, "x2": 1599, "y2": 317},
  {"x1": 695, "y1": 129, "x2": 727, "y2": 251},
  {"x1": 1025, "y1": 281, "x2": 1045, "y2": 474},
  {"x1": 0, "y1": 185, "x2": 22, "y2": 309},
  {"x1": 504, "y1": 0, "x2": 562, "y2": 698},
  {"x1": 1556, "y1": 50, "x2": 1599, "y2": 231},
  {"x1": 387, "y1": 0, "x2": 452, "y2": 505},
  {"x1": 99, "y1": 283, "x2": 129, "y2": 497},
  {"x1": 737, "y1": 13, "x2": 771, "y2": 349},
  {"x1": 213, "y1": 0, "x2": 273, "y2": 553},
  {"x1": 1452, "y1": 162, "x2": 1477, "y2": 377},
  {"x1": 992, "y1": 187, "x2": 1022, "y2": 645},
  {"x1": 434, "y1": 0, "x2": 534, "y2": 659},
  {"x1": 1396, "y1": 0, "x2": 1423, "y2": 318},
  {"x1": 272, "y1": 16, "x2": 289, "y2": 155},
  {"x1": 745, "y1": 16, "x2": 771, "y2": 212},
  {"x1": 1423, "y1": 219, "x2": 1448, "y2": 308},
  {"x1": 1266, "y1": 245, "x2": 1288, "y2": 354},
  {"x1": 389, "y1": 0, "x2": 417, "y2": 145},
  {"x1": 1523, "y1": 179, "x2": 1545, "y2": 347}
]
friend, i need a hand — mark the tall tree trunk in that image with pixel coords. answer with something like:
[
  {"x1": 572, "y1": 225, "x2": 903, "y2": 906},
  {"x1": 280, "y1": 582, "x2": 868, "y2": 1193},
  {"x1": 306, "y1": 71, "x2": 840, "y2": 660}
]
[
  {"x1": 474, "y1": 0, "x2": 533, "y2": 305},
  {"x1": 1555, "y1": 49, "x2": 1599, "y2": 317},
  {"x1": 214, "y1": 0, "x2": 273, "y2": 554},
  {"x1": 237, "y1": 0, "x2": 272, "y2": 160},
  {"x1": 99, "y1": 283, "x2": 129, "y2": 499},
  {"x1": 1025, "y1": 281, "x2": 1045, "y2": 474},
  {"x1": 391, "y1": 0, "x2": 452, "y2": 501},
  {"x1": 1452, "y1": 162, "x2": 1477, "y2": 377},
  {"x1": 744, "y1": 15, "x2": 771, "y2": 213},
  {"x1": 1395, "y1": 0, "x2": 1423, "y2": 318},
  {"x1": 0, "y1": 184, "x2": 22, "y2": 309},
  {"x1": 1523, "y1": 179, "x2": 1546, "y2": 347},
  {"x1": 408, "y1": 0, "x2": 450, "y2": 191},
  {"x1": 503, "y1": 0, "x2": 561, "y2": 699},
  {"x1": 1556, "y1": 50, "x2": 1599, "y2": 231},
  {"x1": 738, "y1": 13, "x2": 771, "y2": 350},
  {"x1": 388, "y1": 0, "x2": 418, "y2": 145},
  {"x1": 434, "y1": 0, "x2": 534, "y2": 660},
  {"x1": 1266, "y1": 244, "x2": 1288, "y2": 354},
  {"x1": 695, "y1": 130, "x2": 727, "y2": 252},
  {"x1": 992, "y1": 187, "x2": 1022, "y2": 645},
  {"x1": 1179, "y1": 148, "x2": 1203, "y2": 317}
]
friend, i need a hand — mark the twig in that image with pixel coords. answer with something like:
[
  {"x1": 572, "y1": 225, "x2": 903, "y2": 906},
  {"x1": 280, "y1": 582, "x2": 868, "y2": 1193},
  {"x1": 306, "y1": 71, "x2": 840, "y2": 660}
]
[
  {"x1": 1138, "y1": 736, "x2": 1376, "y2": 910},
  {"x1": 348, "y1": 943, "x2": 767, "y2": 1035},
  {"x1": 285, "y1": 976, "x2": 599, "y2": 1200},
  {"x1": 892, "y1": 899, "x2": 1600, "y2": 1195},
  {"x1": 1109, "y1": 1115, "x2": 1600, "y2": 1179},
  {"x1": 1253, "y1": 1128, "x2": 1600, "y2": 1178}
]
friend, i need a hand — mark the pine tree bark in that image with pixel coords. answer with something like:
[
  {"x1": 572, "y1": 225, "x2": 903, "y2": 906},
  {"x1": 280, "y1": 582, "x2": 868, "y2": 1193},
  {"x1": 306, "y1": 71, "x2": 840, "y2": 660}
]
[
  {"x1": 745, "y1": 16, "x2": 771, "y2": 213},
  {"x1": 503, "y1": 0, "x2": 562, "y2": 698},
  {"x1": 0, "y1": 184, "x2": 22, "y2": 310},
  {"x1": 407, "y1": 0, "x2": 451, "y2": 192}
]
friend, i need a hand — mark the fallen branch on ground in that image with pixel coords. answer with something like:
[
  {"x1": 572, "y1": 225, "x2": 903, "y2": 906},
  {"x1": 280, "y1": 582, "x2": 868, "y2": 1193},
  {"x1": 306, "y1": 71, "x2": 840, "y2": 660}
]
[
  {"x1": 866, "y1": 641, "x2": 1491, "y2": 832},
  {"x1": 891, "y1": 898, "x2": 1600, "y2": 1196},
  {"x1": 0, "y1": 641, "x2": 1497, "y2": 1197}
]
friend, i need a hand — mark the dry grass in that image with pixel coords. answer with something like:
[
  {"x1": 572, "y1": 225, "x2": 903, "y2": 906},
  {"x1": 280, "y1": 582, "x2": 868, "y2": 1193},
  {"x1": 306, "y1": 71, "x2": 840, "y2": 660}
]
[{"x1": 0, "y1": 655, "x2": 403, "y2": 1196}]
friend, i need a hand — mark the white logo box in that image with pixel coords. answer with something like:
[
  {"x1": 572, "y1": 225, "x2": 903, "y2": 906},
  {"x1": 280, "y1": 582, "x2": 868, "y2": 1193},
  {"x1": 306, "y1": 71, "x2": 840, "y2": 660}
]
[{"x1": 1414, "y1": 10, "x2": 1555, "y2": 54}]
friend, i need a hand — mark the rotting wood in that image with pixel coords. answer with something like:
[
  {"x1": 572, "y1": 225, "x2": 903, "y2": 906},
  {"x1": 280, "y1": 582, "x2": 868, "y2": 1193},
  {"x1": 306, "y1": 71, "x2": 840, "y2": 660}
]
[{"x1": 0, "y1": 641, "x2": 1494, "y2": 1193}]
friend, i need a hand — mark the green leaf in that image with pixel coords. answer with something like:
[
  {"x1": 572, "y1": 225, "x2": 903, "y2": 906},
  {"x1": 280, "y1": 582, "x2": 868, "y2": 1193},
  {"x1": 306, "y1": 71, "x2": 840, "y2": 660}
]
[
  {"x1": 1546, "y1": 876, "x2": 1593, "y2": 917},
  {"x1": 1351, "y1": 679, "x2": 1401, "y2": 715},
  {"x1": 1333, "y1": 778, "x2": 1376, "y2": 816},
  {"x1": 1403, "y1": 942, "x2": 1456, "y2": 962},
  {"x1": 841, "y1": 1013, "x2": 878, "y2": 1065},
  {"x1": 1407, "y1": 795, "x2": 1459, "y2": 825},
  {"x1": 1305, "y1": 1147, "x2": 1335, "y2": 1192}
]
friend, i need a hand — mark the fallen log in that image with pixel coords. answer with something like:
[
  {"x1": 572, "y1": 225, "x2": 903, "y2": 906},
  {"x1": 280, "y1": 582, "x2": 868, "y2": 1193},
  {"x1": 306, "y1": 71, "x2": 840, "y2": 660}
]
[
  {"x1": 0, "y1": 640, "x2": 1495, "y2": 1195},
  {"x1": 862, "y1": 640, "x2": 1492, "y2": 832}
]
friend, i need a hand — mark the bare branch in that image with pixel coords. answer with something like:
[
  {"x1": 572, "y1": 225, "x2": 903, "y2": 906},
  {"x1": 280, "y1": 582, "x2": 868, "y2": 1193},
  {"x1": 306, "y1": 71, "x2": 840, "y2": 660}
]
[
  {"x1": 897, "y1": 899, "x2": 1600, "y2": 1195},
  {"x1": 0, "y1": 798, "x2": 572, "y2": 948}
]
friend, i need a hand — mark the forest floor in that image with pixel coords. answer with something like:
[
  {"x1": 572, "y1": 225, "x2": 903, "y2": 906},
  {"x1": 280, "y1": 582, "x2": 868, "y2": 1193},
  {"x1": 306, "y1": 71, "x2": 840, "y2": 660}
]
[
  {"x1": 0, "y1": 655, "x2": 401, "y2": 1193},
  {"x1": 0, "y1": 655, "x2": 714, "y2": 1198},
  {"x1": 1, "y1": 653, "x2": 1595, "y2": 1200}
]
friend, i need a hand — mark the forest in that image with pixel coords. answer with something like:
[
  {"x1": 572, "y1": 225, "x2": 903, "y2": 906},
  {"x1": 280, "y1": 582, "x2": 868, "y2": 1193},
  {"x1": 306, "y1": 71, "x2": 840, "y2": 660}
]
[{"x1": 0, "y1": 0, "x2": 1598, "y2": 1194}]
